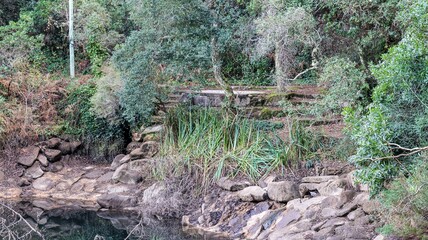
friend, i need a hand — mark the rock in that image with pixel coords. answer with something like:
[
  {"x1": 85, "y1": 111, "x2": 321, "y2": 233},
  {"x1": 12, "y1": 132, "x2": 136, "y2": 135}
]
[
  {"x1": 374, "y1": 234, "x2": 385, "y2": 240},
  {"x1": 97, "y1": 172, "x2": 114, "y2": 183},
  {"x1": 37, "y1": 154, "x2": 49, "y2": 167},
  {"x1": 142, "y1": 125, "x2": 164, "y2": 135},
  {"x1": 33, "y1": 177, "x2": 56, "y2": 191},
  {"x1": 110, "y1": 154, "x2": 125, "y2": 170},
  {"x1": 41, "y1": 161, "x2": 64, "y2": 173},
  {"x1": 112, "y1": 163, "x2": 143, "y2": 184},
  {"x1": 84, "y1": 169, "x2": 105, "y2": 179},
  {"x1": 0, "y1": 170, "x2": 4, "y2": 181},
  {"x1": 267, "y1": 181, "x2": 300, "y2": 202},
  {"x1": 97, "y1": 194, "x2": 138, "y2": 209},
  {"x1": 217, "y1": 177, "x2": 251, "y2": 191},
  {"x1": 238, "y1": 186, "x2": 267, "y2": 202},
  {"x1": 321, "y1": 217, "x2": 347, "y2": 228},
  {"x1": 143, "y1": 134, "x2": 160, "y2": 142},
  {"x1": 18, "y1": 178, "x2": 31, "y2": 187},
  {"x1": 46, "y1": 138, "x2": 61, "y2": 149},
  {"x1": 130, "y1": 141, "x2": 159, "y2": 159},
  {"x1": 0, "y1": 187, "x2": 22, "y2": 199},
  {"x1": 258, "y1": 175, "x2": 279, "y2": 188},
  {"x1": 301, "y1": 175, "x2": 339, "y2": 183},
  {"x1": 318, "y1": 179, "x2": 347, "y2": 196},
  {"x1": 17, "y1": 146, "x2": 40, "y2": 167},
  {"x1": 128, "y1": 159, "x2": 151, "y2": 172},
  {"x1": 334, "y1": 224, "x2": 372, "y2": 239},
  {"x1": 24, "y1": 162, "x2": 44, "y2": 179},
  {"x1": 347, "y1": 208, "x2": 365, "y2": 221},
  {"x1": 126, "y1": 142, "x2": 141, "y2": 154},
  {"x1": 286, "y1": 196, "x2": 327, "y2": 213},
  {"x1": 58, "y1": 141, "x2": 81, "y2": 155},
  {"x1": 362, "y1": 200, "x2": 380, "y2": 214},
  {"x1": 43, "y1": 149, "x2": 62, "y2": 162}
]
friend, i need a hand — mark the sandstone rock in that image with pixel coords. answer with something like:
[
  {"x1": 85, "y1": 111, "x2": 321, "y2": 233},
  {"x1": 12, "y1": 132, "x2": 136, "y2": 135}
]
[
  {"x1": 217, "y1": 177, "x2": 251, "y2": 191},
  {"x1": 33, "y1": 177, "x2": 56, "y2": 191},
  {"x1": 58, "y1": 141, "x2": 81, "y2": 155},
  {"x1": 0, "y1": 187, "x2": 22, "y2": 199},
  {"x1": 318, "y1": 179, "x2": 347, "y2": 196},
  {"x1": 334, "y1": 224, "x2": 372, "y2": 239},
  {"x1": 97, "y1": 172, "x2": 114, "y2": 183},
  {"x1": 301, "y1": 175, "x2": 339, "y2": 183},
  {"x1": 110, "y1": 154, "x2": 125, "y2": 170},
  {"x1": 112, "y1": 163, "x2": 143, "y2": 184},
  {"x1": 43, "y1": 149, "x2": 62, "y2": 162},
  {"x1": 18, "y1": 146, "x2": 40, "y2": 167},
  {"x1": 41, "y1": 161, "x2": 64, "y2": 173},
  {"x1": 374, "y1": 234, "x2": 385, "y2": 240},
  {"x1": 24, "y1": 161, "x2": 44, "y2": 179},
  {"x1": 286, "y1": 196, "x2": 327, "y2": 213},
  {"x1": 267, "y1": 181, "x2": 299, "y2": 202},
  {"x1": 130, "y1": 141, "x2": 159, "y2": 159},
  {"x1": 126, "y1": 142, "x2": 141, "y2": 154},
  {"x1": 46, "y1": 138, "x2": 61, "y2": 148},
  {"x1": 97, "y1": 194, "x2": 138, "y2": 209},
  {"x1": 142, "y1": 124, "x2": 164, "y2": 135},
  {"x1": 362, "y1": 200, "x2": 380, "y2": 214},
  {"x1": 347, "y1": 208, "x2": 365, "y2": 221},
  {"x1": 238, "y1": 186, "x2": 267, "y2": 202},
  {"x1": 37, "y1": 154, "x2": 49, "y2": 167}
]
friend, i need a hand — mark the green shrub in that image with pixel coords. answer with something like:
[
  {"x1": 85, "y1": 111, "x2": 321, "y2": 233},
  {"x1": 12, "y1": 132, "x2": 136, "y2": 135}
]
[
  {"x1": 379, "y1": 157, "x2": 428, "y2": 239},
  {"x1": 344, "y1": 0, "x2": 428, "y2": 194},
  {"x1": 316, "y1": 57, "x2": 369, "y2": 115}
]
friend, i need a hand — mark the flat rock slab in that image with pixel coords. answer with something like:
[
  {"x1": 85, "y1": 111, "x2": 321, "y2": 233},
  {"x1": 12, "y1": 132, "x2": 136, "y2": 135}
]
[
  {"x1": 33, "y1": 177, "x2": 56, "y2": 191},
  {"x1": 18, "y1": 146, "x2": 40, "y2": 167},
  {"x1": 83, "y1": 169, "x2": 106, "y2": 179},
  {"x1": 301, "y1": 176, "x2": 339, "y2": 183},
  {"x1": 97, "y1": 194, "x2": 138, "y2": 209}
]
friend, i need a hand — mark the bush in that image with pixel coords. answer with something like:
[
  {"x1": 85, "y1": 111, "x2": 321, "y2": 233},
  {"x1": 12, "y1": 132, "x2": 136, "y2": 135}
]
[
  {"x1": 379, "y1": 156, "x2": 428, "y2": 238},
  {"x1": 316, "y1": 57, "x2": 369, "y2": 115},
  {"x1": 344, "y1": 0, "x2": 428, "y2": 194}
]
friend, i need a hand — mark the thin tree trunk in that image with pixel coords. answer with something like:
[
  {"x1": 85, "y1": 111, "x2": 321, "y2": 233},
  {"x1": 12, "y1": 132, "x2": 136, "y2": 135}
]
[{"x1": 211, "y1": 37, "x2": 235, "y2": 110}]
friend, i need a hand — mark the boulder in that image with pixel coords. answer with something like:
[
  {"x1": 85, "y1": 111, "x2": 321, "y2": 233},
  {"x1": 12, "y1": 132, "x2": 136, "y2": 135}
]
[
  {"x1": 111, "y1": 154, "x2": 125, "y2": 170},
  {"x1": 97, "y1": 194, "x2": 138, "y2": 209},
  {"x1": 130, "y1": 141, "x2": 159, "y2": 159},
  {"x1": 18, "y1": 146, "x2": 40, "y2": 167},
  {"x1": 126, "y1": 142, "x2": 141, "y2": 154},
  {"x1": 33, "y1": 177, "x2": 56, "y2": 191},
  {"x1": 41, "y1": 161, "x2": 64, "y2": 173},
  {"x1": 58, "y1": 141, "x2": 81, "y2": 155},
  {"x1": 217, "y1": 177, "x2": 251, "y2": 191},
  {"x1": 318, "y1": 179, "x2": 347, "y2": 196},
  {"x1": 301, "y1": 176, "x2": 339, "y2": 184},
  {"x1": 267, "y1": 181, "x2": 300, "y2": 202},
  {"x1": 43, "y1": 149, "x2": 62, "y2": 162},
  {"x1": 112, "y1": 163, "x2": 143, "y2": 184},
  {"x1": 24, "y1": 161, "x2": 44, "y2": 179},
  {"x1": 142, "y1": 125, "x2": 164, "y2": 135},
  {"x1": 46, "y1": 138, "x2": 61, "y2": 149},
  {"x1": 37, "y1": 154, "x2": 49, "y2": 167},
  {"x1": 238, "y1": 186, "x2": 267, "y2": 202}
]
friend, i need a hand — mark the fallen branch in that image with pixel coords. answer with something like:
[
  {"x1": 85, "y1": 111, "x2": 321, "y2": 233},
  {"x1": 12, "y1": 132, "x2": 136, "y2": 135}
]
[
  {"x1": 0, "y1": 203, "x2": 45, "y2": 240},
  {"x1": 286, "y1": 66, "x2": 318, "y2": 82},
  {"x1": 367, "y1": 143, "x2": 428, "y2": 161}
]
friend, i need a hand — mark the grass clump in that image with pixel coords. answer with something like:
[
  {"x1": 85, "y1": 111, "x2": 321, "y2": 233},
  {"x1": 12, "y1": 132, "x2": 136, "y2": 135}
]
[{"x1": 159, "y1": 107, "x2": 320, "y2": 188}]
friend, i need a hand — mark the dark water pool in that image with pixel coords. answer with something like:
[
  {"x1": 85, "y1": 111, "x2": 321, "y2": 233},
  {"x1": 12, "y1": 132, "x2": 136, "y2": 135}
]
[{"x1": 1, "y1": 202, "x2": 203, "y2": 240}]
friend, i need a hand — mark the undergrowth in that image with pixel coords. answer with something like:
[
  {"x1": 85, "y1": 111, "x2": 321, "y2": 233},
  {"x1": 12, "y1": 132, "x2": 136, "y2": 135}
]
[{"x1": 158, "y1": 107, "x2": 320, "y2": 189}]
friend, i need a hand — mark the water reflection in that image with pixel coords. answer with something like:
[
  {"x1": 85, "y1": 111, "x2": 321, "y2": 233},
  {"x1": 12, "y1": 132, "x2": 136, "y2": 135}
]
[{"x1": 3, "y1": 201, "x2": 201, "y2": 240}]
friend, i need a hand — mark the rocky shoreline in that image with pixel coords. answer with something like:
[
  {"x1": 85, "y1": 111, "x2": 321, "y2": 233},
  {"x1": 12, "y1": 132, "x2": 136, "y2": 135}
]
[{"x1": 0, "y1": 133, "x2": 387, "y2": 239}]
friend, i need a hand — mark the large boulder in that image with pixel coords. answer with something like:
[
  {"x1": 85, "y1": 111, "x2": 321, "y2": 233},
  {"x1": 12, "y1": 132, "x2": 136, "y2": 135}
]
[
  {"x1": 24, "y1": 161, "x2": 44, "y2": 179},
  {"x1": 217, "y1": 177, "x2": 251, "y2": 191},
  {"x1": 110, "y1": 154, "x2": 125, "y2": 170},
  {"x1": 43, "y1": 149, "x2": 62, "y2": 162},
  {"x1": 17, "y1": 146, "x2": 40, "y2": 167},
  {"x1": 267, "y1": 181, "x2": 300, "y2": 203},
  {"x1": 97, "y1": 194, "x2": 138, "y2": 209},
  {"x1": 112, "y1": 163, "x2": 143, "y2": 184},
  {"x1": 238, "y1": 186, "x2": 267, "y2": 202}
]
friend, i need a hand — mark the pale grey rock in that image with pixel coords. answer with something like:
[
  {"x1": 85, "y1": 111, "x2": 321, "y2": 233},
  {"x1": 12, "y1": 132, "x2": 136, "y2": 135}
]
[
  {"x1": 238, "y1": 186, "x2": 267, "y2": 202},
  {"x1": 267, "y1": 181, "x2": 300, "y2": 203}
]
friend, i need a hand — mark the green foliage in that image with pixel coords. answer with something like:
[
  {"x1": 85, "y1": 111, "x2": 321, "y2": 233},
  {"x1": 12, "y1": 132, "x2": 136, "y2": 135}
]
[
  {"x1": 344, "y1": 0, "x2": 428, "y2": 194},
  {"x1": 316, "y1": 57, "x2": 369, "y2": 115},
  {"x1": 60, "y1": 82, "x2": 127, "y2": 158},
  {"x1": 379, "y1": 157, "x2": 428, "y2": 238},
  {"x1": 160, "y1": 107, "x2": 319, "y2": 187}
]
